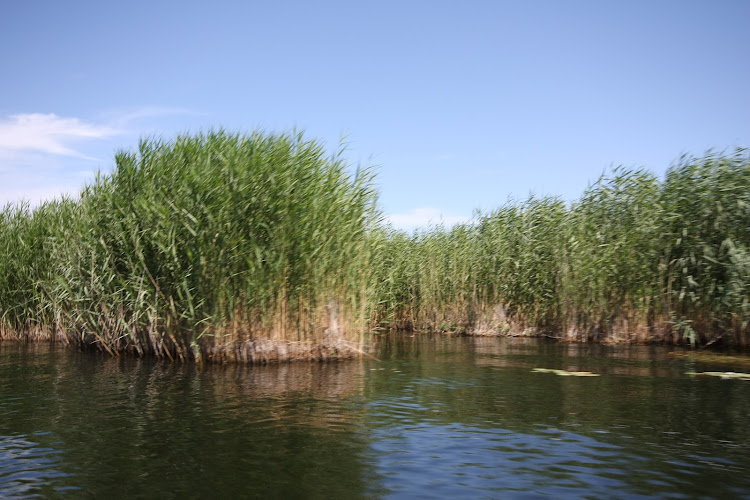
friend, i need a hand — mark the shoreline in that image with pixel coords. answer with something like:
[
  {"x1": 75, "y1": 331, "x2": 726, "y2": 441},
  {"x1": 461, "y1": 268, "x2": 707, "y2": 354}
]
[{"x1": 3, "y1": 326, "x2": 746, "y2": 366}]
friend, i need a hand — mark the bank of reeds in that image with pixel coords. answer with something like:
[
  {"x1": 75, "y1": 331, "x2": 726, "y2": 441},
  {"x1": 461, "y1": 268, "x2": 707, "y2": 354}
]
[
  {"x1": 0, "y1": 130, "x2": 381, "y2": 361},
  {"x1": 1, "y1": 133, "x2": 748, "y2": 358},
  {"x1": 375, "y1": 149, "x2": 750, "y2": 347}
]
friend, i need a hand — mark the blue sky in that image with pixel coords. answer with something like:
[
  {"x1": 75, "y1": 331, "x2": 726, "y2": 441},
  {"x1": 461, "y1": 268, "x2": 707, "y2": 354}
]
[{"x1": 1, "y1": 1, "x2": 748, "y2": 230}]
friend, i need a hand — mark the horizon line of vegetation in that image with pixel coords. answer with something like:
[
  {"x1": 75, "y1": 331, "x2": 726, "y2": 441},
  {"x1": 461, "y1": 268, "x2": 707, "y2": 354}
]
[{"x1": 1, "y1": 129, "x2": 748, "y2": 361}]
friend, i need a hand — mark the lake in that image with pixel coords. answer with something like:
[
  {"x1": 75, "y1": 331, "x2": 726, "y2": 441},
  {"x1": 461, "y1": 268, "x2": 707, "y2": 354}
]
[{"x1": 1, "y1": 334, "x2": 749, "y2": 498}]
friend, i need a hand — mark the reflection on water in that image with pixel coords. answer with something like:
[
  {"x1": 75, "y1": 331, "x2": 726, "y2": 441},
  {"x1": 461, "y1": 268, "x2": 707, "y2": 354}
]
[
  {"x1": 0, "y1": 343, "x2": 372, "y2": 498},
  {"x1": 2, "y1": 336, "x2": 750, "y2": 498}
]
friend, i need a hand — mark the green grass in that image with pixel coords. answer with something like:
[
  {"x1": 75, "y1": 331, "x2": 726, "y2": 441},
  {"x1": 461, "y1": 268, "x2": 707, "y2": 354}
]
[{"x1": 1, "y1": 132, "x2": 748, "y2": 360}]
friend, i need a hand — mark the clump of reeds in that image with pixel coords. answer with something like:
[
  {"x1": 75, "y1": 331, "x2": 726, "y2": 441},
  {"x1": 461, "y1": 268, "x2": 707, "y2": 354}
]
[
  {"x1": 0, "y1": 130, "x2": 381, "y2": 361},
  {"x1": 375, "y1": 149, "x2": 750, "y2": 347}
]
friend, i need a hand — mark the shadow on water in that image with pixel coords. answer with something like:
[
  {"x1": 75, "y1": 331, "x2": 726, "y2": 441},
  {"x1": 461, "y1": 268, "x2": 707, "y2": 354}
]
[{"x1": 2, "y1": 336, "x2": 750, "y2": 498}]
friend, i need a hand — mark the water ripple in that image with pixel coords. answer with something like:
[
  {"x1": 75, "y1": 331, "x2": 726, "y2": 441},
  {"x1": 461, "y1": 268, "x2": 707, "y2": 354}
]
[
  {"x1": 364, "y1": 420, "x2": 743, "y2": 499},
  {"x1": 0, "y1": 434, "x2": 73, "y2": 498}
]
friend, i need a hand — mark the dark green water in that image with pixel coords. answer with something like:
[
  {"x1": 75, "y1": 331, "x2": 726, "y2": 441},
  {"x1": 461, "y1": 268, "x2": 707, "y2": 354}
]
[{"x1": 2, "y1": 335, "x2": 750, "y2": 499}]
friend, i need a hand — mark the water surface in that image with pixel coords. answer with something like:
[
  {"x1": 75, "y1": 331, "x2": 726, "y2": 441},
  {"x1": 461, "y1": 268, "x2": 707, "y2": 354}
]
[{"x1": 1, "y1": 335, "x2": 749, "y2": 498}]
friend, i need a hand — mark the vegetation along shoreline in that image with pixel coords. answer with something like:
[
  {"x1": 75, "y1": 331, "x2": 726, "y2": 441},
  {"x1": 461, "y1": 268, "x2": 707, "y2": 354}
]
[{"x1": 1, "y1": 130, "x2": 748, "y2": 363}]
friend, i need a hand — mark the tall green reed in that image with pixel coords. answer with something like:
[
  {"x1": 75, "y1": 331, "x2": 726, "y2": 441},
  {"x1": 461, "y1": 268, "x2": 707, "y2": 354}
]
[
  {"x1": 1, "y1": 130, "x2": 380, "y2": 359},
  {"x1": 1, "y1": 138, "x2": 747, "y2": 354},
  {"x1": 375, "y1": 149, "x2": 750, "y2": 346}
]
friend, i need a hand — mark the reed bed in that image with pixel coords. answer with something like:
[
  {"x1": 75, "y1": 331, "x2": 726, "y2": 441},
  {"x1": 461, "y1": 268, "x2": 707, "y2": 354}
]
[
  {"x1": 1, "y1": 133, "x2": 748, "y2": 359},
  {"x1": 377, "y1": 149, "x2": 750, "y2": 347},
  {"x1": 0, "y1": 130, "x2": 380, "y2": 361}
]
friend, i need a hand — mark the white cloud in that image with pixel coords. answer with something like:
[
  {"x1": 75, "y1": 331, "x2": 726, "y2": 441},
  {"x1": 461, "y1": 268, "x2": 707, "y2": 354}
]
[
  {"x1": 387, "y1": 207, "x2": 470, "y2": 232},
  {"x1": 0, "y1": 109, "x2": 195, "y2": 207},
  {"x1": 0, "y1": 113, "x2": 122, "y2": 160},
  {"x1": 105, "y1": 106, "x2": 197, "y2": 128}
]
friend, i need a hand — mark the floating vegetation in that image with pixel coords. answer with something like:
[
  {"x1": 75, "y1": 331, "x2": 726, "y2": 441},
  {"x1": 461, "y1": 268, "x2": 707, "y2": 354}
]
[
  {"x1": 686, "y1": 371, "x2": 750, "y2": 381},
  {"x1": 669, "y1": 352, "x2": 750, "y2": 367},
  {"x1": 532, "y1": 368, "x2": 600, "y2": 377}
]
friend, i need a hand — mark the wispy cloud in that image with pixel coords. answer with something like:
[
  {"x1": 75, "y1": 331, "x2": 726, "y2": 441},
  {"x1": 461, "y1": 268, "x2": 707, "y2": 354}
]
[
  {"x1": 105, "y1": 106, "x2": 197, "y2": 128},
  {"x1": 0, "y1": 108, "x2": 197, "y2": 207},
  {"x1": 0, "y1": 113, "x2": 122, "y2": 160},
  {"x1": 387, "y1": 207, "x2": 470, "y2": 232}
]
